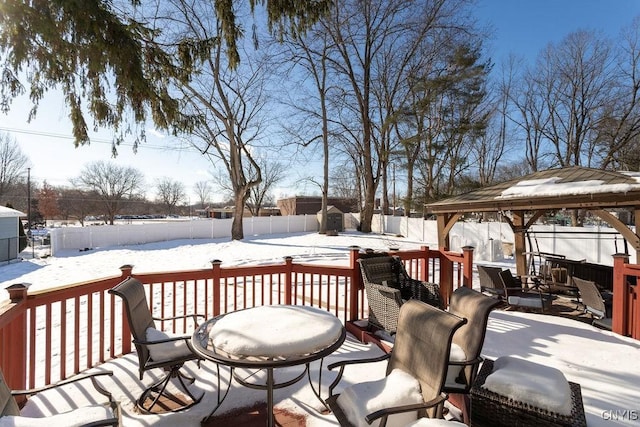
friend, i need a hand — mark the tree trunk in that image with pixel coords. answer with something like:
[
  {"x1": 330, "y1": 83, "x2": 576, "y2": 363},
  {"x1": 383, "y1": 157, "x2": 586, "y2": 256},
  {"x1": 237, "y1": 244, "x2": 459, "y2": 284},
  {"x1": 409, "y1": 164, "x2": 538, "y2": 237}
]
[{"x1": 231, "y1": 191, "x2": 245, "y2": 240}]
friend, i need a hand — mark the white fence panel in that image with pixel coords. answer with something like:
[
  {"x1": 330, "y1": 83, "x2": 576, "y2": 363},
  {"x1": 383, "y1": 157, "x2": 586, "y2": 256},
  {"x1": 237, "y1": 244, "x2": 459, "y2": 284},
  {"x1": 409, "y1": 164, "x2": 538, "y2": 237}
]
[
  {"x1": 49, "y1": 215, "x2": 320, "y2": 255},
  {"x1": 48, "y1": 214, "x2": 633, "y2": 266}
]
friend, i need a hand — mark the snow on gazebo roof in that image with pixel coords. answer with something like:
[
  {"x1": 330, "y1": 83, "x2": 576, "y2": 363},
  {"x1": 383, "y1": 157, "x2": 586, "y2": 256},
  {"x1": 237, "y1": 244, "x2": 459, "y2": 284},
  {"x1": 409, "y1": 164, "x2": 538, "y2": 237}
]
[{"x1": 425, "y1": 166, "x2": 640, "y2": 214}]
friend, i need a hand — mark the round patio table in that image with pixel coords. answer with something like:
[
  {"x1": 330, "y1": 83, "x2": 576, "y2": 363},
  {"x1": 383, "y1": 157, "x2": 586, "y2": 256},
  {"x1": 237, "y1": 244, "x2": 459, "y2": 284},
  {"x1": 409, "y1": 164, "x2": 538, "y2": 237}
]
[{"x1": 191, "y1": 305, "x2": 346, "y2": 427}]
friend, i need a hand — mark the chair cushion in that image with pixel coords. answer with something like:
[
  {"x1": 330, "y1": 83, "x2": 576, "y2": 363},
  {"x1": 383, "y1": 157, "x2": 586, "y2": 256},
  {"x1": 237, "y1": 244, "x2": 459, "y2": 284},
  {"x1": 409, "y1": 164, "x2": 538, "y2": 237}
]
[
  {"x1": 444, "y1": 343, "x2": 466, "y2": 386},
  {"x1": 146, "y1": 327, "x2": 193, "y2": 362},
  {"x1": 0, "y1": 405, "x2": 115, "y2": 427},
  {"x1": 336, "y1": 368, "x2": 423, "y2": 427},
  {"x1": 507, "y1": 295, "x2": 543, "y2": 308},
  {"x1": 482, "y1": 356, "x2": 572, "y2": 416}
]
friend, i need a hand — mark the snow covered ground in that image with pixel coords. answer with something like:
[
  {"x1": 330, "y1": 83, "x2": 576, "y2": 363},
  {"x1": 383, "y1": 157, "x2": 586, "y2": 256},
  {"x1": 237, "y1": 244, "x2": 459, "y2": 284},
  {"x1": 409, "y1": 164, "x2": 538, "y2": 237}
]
[{"x1": 1, "y1": 231, "x2": 639, "y2": 426}]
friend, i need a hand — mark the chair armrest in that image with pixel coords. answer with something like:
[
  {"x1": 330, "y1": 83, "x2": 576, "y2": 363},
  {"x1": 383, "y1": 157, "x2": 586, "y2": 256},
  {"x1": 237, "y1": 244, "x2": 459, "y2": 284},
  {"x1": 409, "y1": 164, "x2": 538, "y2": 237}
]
[
  {"x1": 328, "y1": 353, "x2": 391, "y2": 396},
  {"x1": 133, "y1": 334, "x2": 191, "y2": 346},
  {"x1": 367, "y1": 283, "x2": 402, "y2": 298},
  {"x1": 153, "y1": 313, "x2": 205, "y2": 326},
  {"x1": 364, "y1": 393, "x2": 448, "y2": 424},
  {"x1": 447, "y1": 356, "x2": 482, "y2": 368},
  {"x1": 12, "y1": 371, "x2": 115, "y2": 399},
  {"x1": 404, "y1": 280, "x2": 443, "y2": 308}
]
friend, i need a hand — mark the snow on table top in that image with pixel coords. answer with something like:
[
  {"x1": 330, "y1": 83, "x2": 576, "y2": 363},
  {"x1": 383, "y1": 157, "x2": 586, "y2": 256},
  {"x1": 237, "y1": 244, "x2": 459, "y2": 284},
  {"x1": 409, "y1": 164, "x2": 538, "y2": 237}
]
[{"x1": 210, "y1": 305, "x2": 344, "y2": 358}]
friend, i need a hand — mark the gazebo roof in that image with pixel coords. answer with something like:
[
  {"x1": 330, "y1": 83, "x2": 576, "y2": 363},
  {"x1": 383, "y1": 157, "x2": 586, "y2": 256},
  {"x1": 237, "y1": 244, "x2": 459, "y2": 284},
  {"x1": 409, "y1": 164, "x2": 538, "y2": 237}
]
[{"x1": 425, "y1": 166, "x2": 640, "y2": 214}]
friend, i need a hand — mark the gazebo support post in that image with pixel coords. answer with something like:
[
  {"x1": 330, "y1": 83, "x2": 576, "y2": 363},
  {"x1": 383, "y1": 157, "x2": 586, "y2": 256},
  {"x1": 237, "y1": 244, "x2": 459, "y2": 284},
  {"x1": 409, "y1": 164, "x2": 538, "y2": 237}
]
[{"x1": 512, "y1": 210, "x2": 527, "y2": 277}]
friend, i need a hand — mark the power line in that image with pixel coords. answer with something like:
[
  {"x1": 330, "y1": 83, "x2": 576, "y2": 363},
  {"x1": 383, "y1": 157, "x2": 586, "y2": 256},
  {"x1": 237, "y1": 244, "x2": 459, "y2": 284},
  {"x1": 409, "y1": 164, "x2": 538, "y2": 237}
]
[{"x1": 0, "y1": 126, "x2": 197, "y2": 153}]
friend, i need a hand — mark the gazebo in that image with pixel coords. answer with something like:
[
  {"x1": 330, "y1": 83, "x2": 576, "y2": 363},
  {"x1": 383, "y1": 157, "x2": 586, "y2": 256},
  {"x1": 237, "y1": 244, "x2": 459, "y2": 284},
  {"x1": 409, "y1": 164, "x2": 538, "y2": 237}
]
[
  {"x1": 424, "y1": 166, "x2": 640, "y2": 338},
  {"x1": 424, "y1": 166, "x2": 640, "y2": 275}
]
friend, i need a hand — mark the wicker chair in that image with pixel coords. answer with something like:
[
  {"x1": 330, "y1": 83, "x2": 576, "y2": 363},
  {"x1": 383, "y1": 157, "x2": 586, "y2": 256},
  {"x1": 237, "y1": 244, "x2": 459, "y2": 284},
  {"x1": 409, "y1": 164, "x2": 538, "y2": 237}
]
[
  {"x1": 0, "y1": 368, "x2": 120, "y2": 426},
  {"x1": 470, "y1": 358, "x2": 587, "y2": 427},
  {"x1": 109, "y1": 277, "x2": 204, "y2": 413},
  {"x1": 358, "y1": 256, "x2": 443, "y2": 334},
  {"x1": 572, "y1": 277, "x2": 612, "y2": 330},
  {"x1": 326, "y1": 300, "x2": 466, "y2": 427},
  {"x1": 444, "y1": 287, "x2": 501, "y2": 424}
]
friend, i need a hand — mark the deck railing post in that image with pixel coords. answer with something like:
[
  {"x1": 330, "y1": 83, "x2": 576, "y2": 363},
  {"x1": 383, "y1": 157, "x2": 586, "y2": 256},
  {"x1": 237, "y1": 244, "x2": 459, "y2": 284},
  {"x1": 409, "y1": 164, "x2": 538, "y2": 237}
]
[
  {"x1": 349, "y1": 246, "x2": 361, "y2": 321},
  {"x1": 211, "y1": 260, "x2": 222, "y2": 316},
  {"x1": 118, "y1": 265, "x2": 134, "y2": 355},
  {"x1": 119, "y1": 264, "x2": 133, "y2": 280},
  {"x1": 462, "y1": 246, "x2": 475, "y2": 289},
  {"x1": 2, "y1": 283, "x2": 28, "y2": 393},
  {"x1": 612, "y1": 253, "x2": 630, "y2": 336},
  {"x1": 420, "y1": 246, "x2": 429, "y2": 281},
  {"x1": 284, "y1": 256, "x2": 293, "y2": 305}
]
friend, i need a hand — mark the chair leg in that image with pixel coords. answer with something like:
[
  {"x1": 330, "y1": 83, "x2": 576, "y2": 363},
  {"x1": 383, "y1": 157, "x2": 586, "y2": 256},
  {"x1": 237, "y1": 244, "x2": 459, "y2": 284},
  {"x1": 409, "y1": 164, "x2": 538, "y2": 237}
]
[{"x1": 138, "y1": 367, "x2": 203, "y2": 414}]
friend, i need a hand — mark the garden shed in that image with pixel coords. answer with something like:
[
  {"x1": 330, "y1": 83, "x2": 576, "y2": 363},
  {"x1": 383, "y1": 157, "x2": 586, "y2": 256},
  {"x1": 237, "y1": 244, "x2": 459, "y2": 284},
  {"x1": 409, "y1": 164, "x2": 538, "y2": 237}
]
[
  {"x1": 319, "y1": 205, "x2": 344, "y2": 233},
  {"x1": 0, "y1": 206, "x2": 25, "y2": 263}
]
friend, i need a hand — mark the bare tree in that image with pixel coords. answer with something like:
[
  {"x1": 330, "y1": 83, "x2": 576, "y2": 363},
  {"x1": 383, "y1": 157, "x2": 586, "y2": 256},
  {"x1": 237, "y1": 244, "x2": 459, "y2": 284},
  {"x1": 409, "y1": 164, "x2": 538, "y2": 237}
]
[
  {"x1": 535, "y1": 30, "x2": 614, "y2": 167},
  {"x1": 73, "y1": 161, "x2": 145, "y2": 225},
  {"x1": 155, "y1": 177, "x2": 186, "y2": 216},
  {"x1": 164, "y1": 0, "x2": 272, "y2": 239},
  {"x1": 507, "y1": 54, "x2": 550, "y2": 172},
  {"x1": 596, "y1": 17, "x2": 640, "y2": 169},
  {"x1": 280, "y1": 23, "x2": 334, "y2": 233},
  {"x1": 321, "y1": 0, "x2": 482, "y2": 230},
  {"x1": 193, "y1": 181, "x2": 212, "y2": 209},
  {"x1": 57, "y1": 187, "x2": 100, "y2": 225},
  {"x1": 246, "y1": 158, "x2": 286, "y2": 216},
  {"x1": 0, "y1": 132, "x2": 29, "y2": 202}
]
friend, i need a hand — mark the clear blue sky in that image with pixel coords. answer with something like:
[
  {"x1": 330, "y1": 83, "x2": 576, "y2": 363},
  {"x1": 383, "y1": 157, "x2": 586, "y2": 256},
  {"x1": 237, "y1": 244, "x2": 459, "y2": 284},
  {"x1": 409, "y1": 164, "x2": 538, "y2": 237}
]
[
  {"x1": 2, "y1": 0, "x2": 640, "y2": 203},
  {"x1": 476, "y1": 0, "x2": 640, "y2": 63}
]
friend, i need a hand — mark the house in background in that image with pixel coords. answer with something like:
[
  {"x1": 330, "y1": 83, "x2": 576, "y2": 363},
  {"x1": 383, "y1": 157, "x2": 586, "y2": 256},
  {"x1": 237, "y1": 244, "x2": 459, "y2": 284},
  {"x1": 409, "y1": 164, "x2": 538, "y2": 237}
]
[
  {"x1": 277, "y1": 196, "x2": 359, "y2": 216},
  {"x1": 0, "y1": 206, "x2": 26, "y2": 263}
]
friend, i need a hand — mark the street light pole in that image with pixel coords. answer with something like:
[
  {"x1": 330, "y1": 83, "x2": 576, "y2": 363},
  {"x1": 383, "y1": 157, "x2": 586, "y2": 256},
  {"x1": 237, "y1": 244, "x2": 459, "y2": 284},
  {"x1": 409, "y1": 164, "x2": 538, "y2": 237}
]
[
  {"x1": 27, "y1": 167, "x2": 31, "y2": 232},
  {"x1": 27, "y1": 167, "x2": 33, "y2": 258}
]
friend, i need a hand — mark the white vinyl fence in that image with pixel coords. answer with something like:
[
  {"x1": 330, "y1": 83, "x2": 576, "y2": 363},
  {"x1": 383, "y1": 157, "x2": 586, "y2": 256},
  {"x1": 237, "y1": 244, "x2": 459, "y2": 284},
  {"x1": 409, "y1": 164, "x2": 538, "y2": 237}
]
[
  {"x1": 49, "y1": 215, "x2": 321, "y2": 255},
  {"x1": 372, "y1": 214, "x2": 635, "y2": 266},
  {"x1": 48, "y1": 213, "x2": 633, "y2": 266}
]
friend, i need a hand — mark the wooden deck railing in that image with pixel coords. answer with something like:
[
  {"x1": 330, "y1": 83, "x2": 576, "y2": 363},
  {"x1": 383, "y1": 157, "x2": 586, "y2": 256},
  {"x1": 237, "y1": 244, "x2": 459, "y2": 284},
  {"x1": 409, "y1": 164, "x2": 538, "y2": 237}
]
[
  {"x1": 612, "y1": 254, "x2": 640, "y2": 339},
  {"x1": 0, "y1": 245, "x2": 473, "y2": 391}
]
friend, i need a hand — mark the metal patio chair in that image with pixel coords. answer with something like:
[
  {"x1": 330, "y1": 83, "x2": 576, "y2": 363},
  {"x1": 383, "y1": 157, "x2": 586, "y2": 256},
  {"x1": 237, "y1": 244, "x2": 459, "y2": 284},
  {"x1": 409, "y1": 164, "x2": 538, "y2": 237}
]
[
  {"x1": 444, "y1": 287, "x2": 501, "y2": 424},
  {"x1": 109, "y1": 277, "x2": 204, "y2": 414},
  {"x1": 326, "y1": 300, "x2": 466, "y2": 427},
  {"x1": 572, "y1": 277, "x2": 612, "y2": 330},
  {"x1": 498, "y1": 269, "x2": 553, "y2": 313},
  {"x1": 0, "y1": 368, "x2": 120, "y2": 426}
]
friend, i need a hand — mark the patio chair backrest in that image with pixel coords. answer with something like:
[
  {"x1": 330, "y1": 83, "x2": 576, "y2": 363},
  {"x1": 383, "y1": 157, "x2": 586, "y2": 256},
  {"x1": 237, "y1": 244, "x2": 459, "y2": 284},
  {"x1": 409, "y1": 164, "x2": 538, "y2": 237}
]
[
  {"x1": 0, "y1": 369, "x2": 20, "y2": 416},
  {"x1": 449, "y1": 287, "x2": 501, "y2": 363},
  {"x1": 572, "y1": 277, "x2": 607, "y2": 318},
  {"x1": 477, "y1": 265, "x2": 503, "y2": 292},
  {"x1": 357, "y1": 256, "x2": 400, "y2": 288},
  {"x1": 109, "y1": 277, "x2": 156, "y2": 373},
  {"x1": 499, "y1": 269, "x2": 520, "y2": 288},
  {"x1": 388, "y1": 300, "x2": 466, "y2": 416}
]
